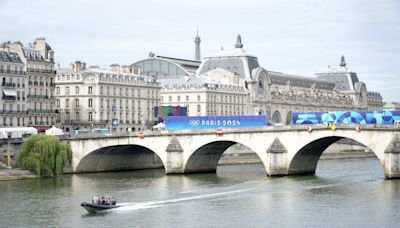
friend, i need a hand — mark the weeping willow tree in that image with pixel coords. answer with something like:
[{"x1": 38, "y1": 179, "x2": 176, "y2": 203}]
[{"x1": 18, "y1": 134, "x2": 72, "y2": 177}]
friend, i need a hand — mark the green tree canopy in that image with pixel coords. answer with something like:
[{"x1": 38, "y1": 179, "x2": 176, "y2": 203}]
[{"x1": 18, "y1": 134, "x2": 72, "y2": 177}]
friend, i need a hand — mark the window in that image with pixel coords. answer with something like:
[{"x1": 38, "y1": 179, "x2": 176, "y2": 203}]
[
  {"x1": 66, "y1": 112, "x2": 70, "y2": 121},
  {"x1": 197, "y1": 104, "x2": 201, "y2": 112},
  {"x1": 186, "y1": 95, "x2": 189, "y2": 101},
  {"x1": 65, "y1": 99, "x2": 69, "y2": 108},
  {"x1": 75, "y1": 99, "x2": 79, "y2": 107},
  {"x1": 88, "y1": 99, "x2": 93, "y2": 107},
  {"x1": 177, "y1": 96, "x2": 181, "y2": 102},
  {"x1": 75, "y1": 112, "x2": 79, "y2": 121},
  {"x1": 56, "y1": 87, "x2": 60, "y2": 94},
  {"x1": 197, "y1": 95, "x2": 201, "y2": 101},
  {"x1": 169, "y1": 96, "x2": 172, "y2": 102},
  {"x1": 65, "y1": 86, "x2": 69, "y2": 94},
  {"x1": 88, "y1": 112, "x2": 93, "y2": 122},
  {"x1": 56, "y1": 99, "x2": 60, "y2": 107},
  {"x1": 88, "y1": 86, "x2": 92, "y2": 94},
  {"x1": 75, "y1": 86, "x2": 79, "y2": 94}
]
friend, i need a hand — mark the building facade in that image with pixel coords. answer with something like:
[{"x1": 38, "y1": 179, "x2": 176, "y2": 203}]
[
  {"x1": 383, "y1": 102, "x2": 400, "y2": 111},
  {"x1": 193, "y1": 35, "x2": 382, "y2": 124},
  {"x1": 366, "y1": 91, "x2": 384, "y2": 111},
  {"x1": 0, "y1": 38, "x2": 57, "y2": 130},
  {"x1": 0, "y1": 50, "x2": 28, "y2": 127},
  {"x1": 159, "y1": 71, "x2": 247, "y2": 117},
  {"x1": 138, "y1": 34, "x2": 383, "y2": 125},
  {"x1": 55, "y1": 62, "x2": 161, "y2": 132}
]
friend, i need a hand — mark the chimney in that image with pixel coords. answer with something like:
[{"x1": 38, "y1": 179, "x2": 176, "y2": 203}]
[
  {"x1": 35, "y1": 37, "x2": 47, "y2": 59},
  {"x1": 121, "y1": 65, "x2": 130, "y2": 74},
  {"x1": 110, "y1": 64, "x2": 120, "y2": 73},
  {"x1": 73, "y1": 60, "x2": 84, "y2": 72}
]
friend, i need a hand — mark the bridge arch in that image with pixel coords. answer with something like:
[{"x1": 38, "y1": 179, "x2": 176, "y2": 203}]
[
  {"x1": 287, "y1": 135, "x2": 381, "y2": 175},
  {"x1": 183, "y1": 140, "x2": 266, "y2": 174},
  {"x1": 75, "y1": 144, "x2": 165, "y2": 173}
]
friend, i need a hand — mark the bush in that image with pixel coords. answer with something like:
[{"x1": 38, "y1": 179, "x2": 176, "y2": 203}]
[{"x1": 18, "y1": 134, "x2": 72, "y2": 177}]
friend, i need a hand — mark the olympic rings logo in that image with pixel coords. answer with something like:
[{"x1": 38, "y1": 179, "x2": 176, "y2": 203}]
[{"x1": 189, "y1": 120, "x2": 200, "y2": 126}]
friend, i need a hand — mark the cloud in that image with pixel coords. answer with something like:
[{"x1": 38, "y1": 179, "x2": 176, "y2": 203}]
[{"x1": 1, "y1": 0, "x2": 399, "y2": 101}]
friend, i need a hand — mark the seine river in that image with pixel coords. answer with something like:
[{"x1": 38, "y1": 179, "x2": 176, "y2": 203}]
[{"x1": 1, "y1": 158, "x2": 400, "y2": 228}]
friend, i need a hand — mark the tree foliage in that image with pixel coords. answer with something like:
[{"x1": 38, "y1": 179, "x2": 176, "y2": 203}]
[{"x1": 18, "y1": 134, "x2": 72, "y2": 177}]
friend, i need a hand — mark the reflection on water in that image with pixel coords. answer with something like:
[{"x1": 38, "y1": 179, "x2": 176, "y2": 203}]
[{"x1": 1, "y1": 158, "x2": 400, "y2": 227}]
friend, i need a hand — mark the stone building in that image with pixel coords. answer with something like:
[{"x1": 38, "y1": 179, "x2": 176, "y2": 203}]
[
  {"x1": 366, "y1": 91, "x2": 384, "y2": 111},
  {"x1": 132, "y1": 34, "x2": 383, "y2": 124},
  {"x1": 383, "y1": 102, "x2": 400, "y2": 111},
  {"x1": 0, "y1": 50, "x2": 27, "y2": 126},
  {"x1": 0, "y1": 38, "x2": 57, "y2": 130},
  {"x1": 55, "y1": 61, "x2": 161, "y2": 132},
  {"x1": 159, "y1": 69, "x2": 247, "y2": 116}
]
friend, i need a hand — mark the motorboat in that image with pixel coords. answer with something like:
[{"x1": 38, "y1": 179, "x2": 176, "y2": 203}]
[{"x1": 81, "y1": 196, "x2": 121, "y2": 213}]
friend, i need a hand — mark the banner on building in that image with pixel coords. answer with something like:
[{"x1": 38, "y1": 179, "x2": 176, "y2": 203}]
[
  {"x1": 154, "y1": 106, "x2": 187, "y2": 118},
  {"x1": 165, "y1": 116, "x2": 268, "y2": 131},
  {"x1": 292, "y1": 111, "x2": 400, "y2": 125}
]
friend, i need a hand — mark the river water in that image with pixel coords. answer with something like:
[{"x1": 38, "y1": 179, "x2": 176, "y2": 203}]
[{"x1": 1, "y1": 158, "x2": 399, "y2": 228}]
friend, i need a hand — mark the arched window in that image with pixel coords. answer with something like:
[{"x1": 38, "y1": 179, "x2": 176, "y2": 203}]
[
  {"x1": 286, "y1": 111, "x2": 292, "y2": 125},
  {"x1": 272, "y1": 111, "x2": 281, "y2": 124}
]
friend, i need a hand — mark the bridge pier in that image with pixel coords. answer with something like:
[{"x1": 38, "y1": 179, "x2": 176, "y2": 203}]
[
  {"x1": 383, "y1": 134, "x2": 400, "y2": 179},
  {"x1": 165, "y1": 136, "x2": 185, "y2": 174},
  {"x1": 266, "y1": 138, "x2": 288, "y2": 176}
]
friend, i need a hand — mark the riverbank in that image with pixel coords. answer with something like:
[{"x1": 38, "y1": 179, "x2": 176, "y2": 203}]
[{"x1": 0, "y1": 168, "x2": 38, "y2": 181}]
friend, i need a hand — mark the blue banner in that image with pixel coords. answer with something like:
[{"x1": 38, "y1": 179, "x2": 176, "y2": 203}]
[
  {"x1": 165, "y1": 116, "x2": 268, "y2": 131},
  {"x1": 292, "y1": 111, "x2": 400, "y2": 125}
]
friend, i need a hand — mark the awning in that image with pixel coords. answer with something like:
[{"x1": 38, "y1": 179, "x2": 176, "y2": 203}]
[
  {"x1": 3, "y1": 89, "x2": 17, "y2": 97},
  {"x1": 32, "y1": 126, "x2": 51, "y2": 133}
]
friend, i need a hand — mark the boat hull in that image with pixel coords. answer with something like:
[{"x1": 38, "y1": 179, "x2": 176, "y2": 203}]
[{"x1": 81, "y1": 202, "x2": 121, "y2": 213}]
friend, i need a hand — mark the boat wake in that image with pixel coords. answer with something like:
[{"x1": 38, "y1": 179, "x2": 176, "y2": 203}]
[{"x1": 113, "y1": 188, "x2": 252, "y2": 212}]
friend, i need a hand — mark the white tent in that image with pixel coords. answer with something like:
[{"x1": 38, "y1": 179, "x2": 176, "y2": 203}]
[
  {"x1": 152, "y1": 122, "x2": 165, "y2": 130},
  {"x1": 45, "y1": 126, "x2": 64, "y2": 136}
]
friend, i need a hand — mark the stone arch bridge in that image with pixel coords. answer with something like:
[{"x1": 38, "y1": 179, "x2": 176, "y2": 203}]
[{"x1": 66, "y1": 125, "x2": 400, "y2": 179}]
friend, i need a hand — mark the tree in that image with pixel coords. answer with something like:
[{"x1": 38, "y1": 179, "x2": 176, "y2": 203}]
[{"x1": 18, "y1": 134, "x2": 72, "y2": 177}]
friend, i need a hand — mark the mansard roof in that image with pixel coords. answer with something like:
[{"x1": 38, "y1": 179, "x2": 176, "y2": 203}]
[
  {"x1": 0, "y1": 51, "x2": 23, "y2": 64},
  {"x1": 267, "y1": 70, "x2": 336, "y2": 90},
  {"x1": 196, "y1": 47, "x2": 260, "y2": 80}
]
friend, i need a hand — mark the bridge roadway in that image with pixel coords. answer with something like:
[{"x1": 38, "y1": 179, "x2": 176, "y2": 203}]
[{"x1": 66, "y1": 124, "x2": 400, "y2": 179}]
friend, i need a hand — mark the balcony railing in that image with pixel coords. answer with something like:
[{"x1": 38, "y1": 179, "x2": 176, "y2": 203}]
[
  {"x1": 27, "y1": 68, "x2": 56, "y2": 74},
  {"x1": 27, "y1": 109, "x2": 58, "y2": 114},
  {"x1": 0, "y1": 110, "x2": 28, "y2": 114},
  {"x1": 1, "y1": 82, "x2": 16, "y2": 87},
  {"x1": 62, "y1": 120, "x2": 108, "y2": 125},
  {"x1": 27, "y1": 95, "x2": 49, "y2": 99},
  {"x1": 0, "y1": 69, "x2": 26, "y2": 75}
]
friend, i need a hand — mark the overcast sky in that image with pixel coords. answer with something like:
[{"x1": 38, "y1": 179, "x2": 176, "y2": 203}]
[{"x1": 1, "y1": 0, "x2": 399, "y2": 101}]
